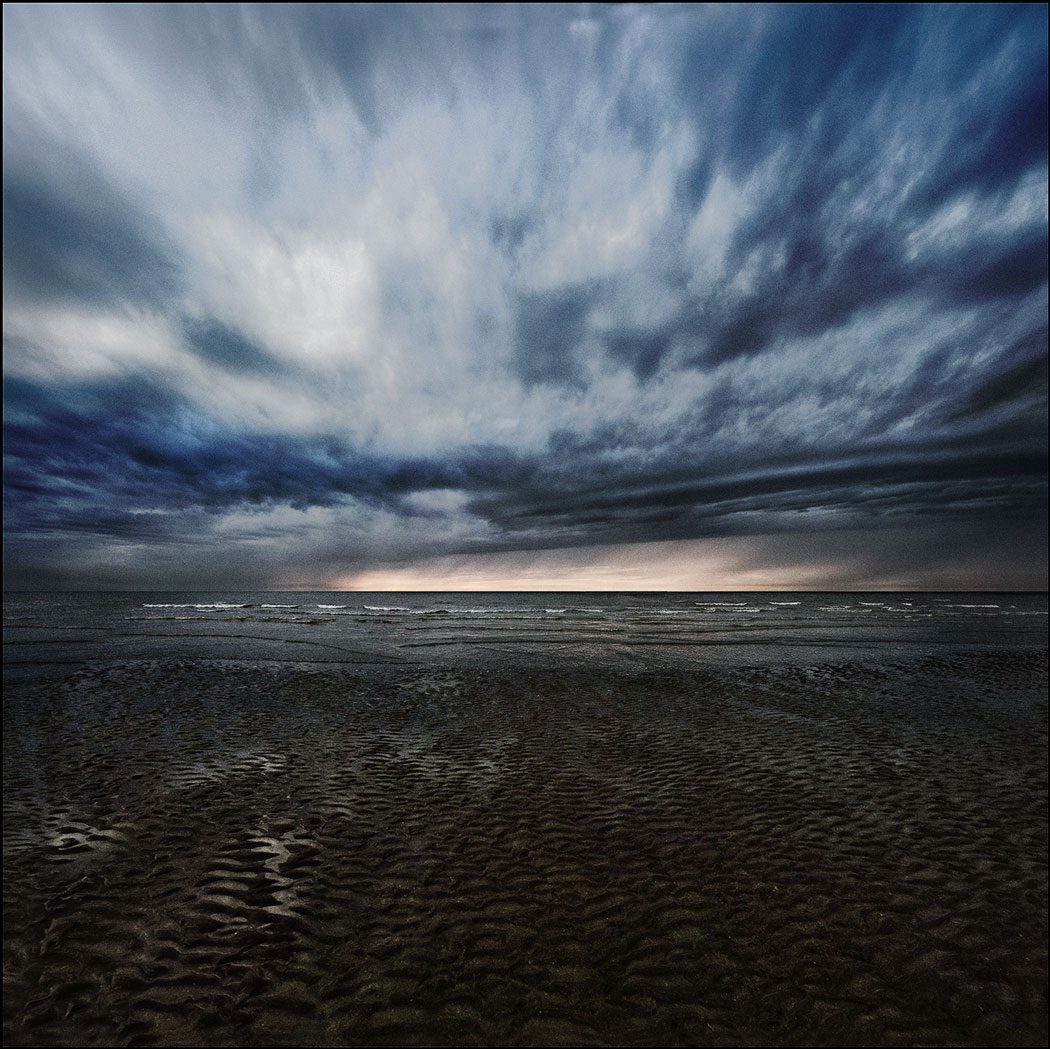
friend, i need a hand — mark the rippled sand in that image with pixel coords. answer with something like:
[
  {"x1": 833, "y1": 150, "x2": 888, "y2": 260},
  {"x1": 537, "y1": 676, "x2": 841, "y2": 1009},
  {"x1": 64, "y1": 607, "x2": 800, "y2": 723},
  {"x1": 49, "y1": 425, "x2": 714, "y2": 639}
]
[{"x1": 4, "y1": 651, "x2": 1047, "y2": 1046}]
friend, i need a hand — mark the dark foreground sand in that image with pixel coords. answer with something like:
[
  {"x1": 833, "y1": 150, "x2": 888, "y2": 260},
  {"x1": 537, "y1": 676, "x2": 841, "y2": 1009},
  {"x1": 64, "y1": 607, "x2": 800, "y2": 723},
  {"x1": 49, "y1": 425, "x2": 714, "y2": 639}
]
[{"x1": 3, "y1": 650, "x2": 1047, "y2": 1046}]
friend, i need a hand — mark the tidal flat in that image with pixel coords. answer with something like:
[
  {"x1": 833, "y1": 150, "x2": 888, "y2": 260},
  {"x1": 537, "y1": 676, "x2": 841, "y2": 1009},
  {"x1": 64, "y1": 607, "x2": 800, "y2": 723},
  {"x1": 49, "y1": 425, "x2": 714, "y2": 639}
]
[{"x1": 4, "y1": 593, "x2": 1047, "y2": 1046}]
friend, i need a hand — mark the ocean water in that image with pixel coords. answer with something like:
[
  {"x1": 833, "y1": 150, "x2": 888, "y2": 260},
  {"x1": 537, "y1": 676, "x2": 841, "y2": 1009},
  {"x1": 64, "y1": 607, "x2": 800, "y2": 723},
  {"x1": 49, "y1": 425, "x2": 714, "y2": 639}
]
[{"x1": 4, "y1": 591, "x2": 1046, "y2": 675}]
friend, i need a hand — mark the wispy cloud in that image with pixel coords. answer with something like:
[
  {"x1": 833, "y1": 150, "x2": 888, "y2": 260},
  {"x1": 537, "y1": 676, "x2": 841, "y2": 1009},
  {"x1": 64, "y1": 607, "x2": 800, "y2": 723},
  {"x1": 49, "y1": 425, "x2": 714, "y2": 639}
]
[{"x1": 3, "y1": 4, "x2": 1046, "y2": 589}]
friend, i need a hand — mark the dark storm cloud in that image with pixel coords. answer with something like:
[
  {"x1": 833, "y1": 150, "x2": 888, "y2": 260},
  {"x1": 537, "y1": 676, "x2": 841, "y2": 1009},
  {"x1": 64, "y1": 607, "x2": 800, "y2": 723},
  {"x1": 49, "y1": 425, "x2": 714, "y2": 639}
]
[
  {"x1": 948, "y1": 343, "x2": 1048, "y2": 422},
  {"x1": 2, "y1": 138, "x2": 182, "y2": 308},
  {"x1": 711, "y1": 4, "x2": 1046, "y2": 203},
  {"x1": 602, "y1": 328, "x2": 674, "y2": 382},
  {"x1": 942, "y1": 230, "x2": 1049, "y2": 304},
  {"x1": 8, "y1": 360, "x2": 1038, "y2": 561},
  {"x1": 2, "y1": 4, "x2": 1046, "y2": 588},
  {"x1": 646, "y1": 3, "x2": 1048, "y2": 370},
  {"x1": 717, "y1": 4, "x2": 920, "y2": 176},
  {"x1": 514, "y1": 286, "x2": 595, "y2": 388},
  {"x1": 451, "y1": 400, "x2": 1048, "y2": 548},
  {"x1": 4, "y1": 375, "x2": 384, "y2": 521},
  {"x1": 183, "y1": 319, "x2": 288, "y2": 377}
]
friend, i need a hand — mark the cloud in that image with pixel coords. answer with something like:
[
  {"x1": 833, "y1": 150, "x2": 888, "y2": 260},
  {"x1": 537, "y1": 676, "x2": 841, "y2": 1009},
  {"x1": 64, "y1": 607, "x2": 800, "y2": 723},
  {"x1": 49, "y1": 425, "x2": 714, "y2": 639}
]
[
  {"x1": 2, "y1": 135, "x2": 182, "y2": 308},
  {"x1": 3, "y1": 4, "x2": 1046, "y2": 589},
  {"x1": 182, "y1": 318, "x2": 289, "y2": 377}
]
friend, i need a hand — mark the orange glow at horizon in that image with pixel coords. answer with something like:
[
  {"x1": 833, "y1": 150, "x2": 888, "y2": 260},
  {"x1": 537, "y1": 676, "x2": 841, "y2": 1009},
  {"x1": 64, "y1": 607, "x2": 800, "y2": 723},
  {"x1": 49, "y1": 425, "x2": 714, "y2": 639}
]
[
  {"x1": 321, "y1": 538, "x2": 859, "y2": 592},
  {"x1": 277, "y1": 527, "x2": 1032, "y2": 593}
]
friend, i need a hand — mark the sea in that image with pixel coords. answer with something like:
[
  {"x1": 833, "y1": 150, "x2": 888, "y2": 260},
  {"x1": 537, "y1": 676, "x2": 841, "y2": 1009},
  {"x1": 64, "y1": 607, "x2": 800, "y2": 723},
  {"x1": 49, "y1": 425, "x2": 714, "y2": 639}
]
[{"x1": 4, "y1": 590, "x2": 1046, "y2": 677}]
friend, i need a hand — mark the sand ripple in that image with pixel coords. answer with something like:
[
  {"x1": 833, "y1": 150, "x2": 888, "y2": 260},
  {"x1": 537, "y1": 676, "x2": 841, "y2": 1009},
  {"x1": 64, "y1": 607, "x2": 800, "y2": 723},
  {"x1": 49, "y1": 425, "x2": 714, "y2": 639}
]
[{"x1": 4, "y1": 652, "x2": 1047, "y2": 1046}]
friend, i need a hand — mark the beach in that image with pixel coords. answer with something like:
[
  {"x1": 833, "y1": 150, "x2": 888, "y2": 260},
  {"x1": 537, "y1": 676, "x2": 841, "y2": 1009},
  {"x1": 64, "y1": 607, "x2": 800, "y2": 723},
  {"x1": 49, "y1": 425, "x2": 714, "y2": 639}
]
[{"x1": 3, "y1": 595, "x2": 1047, "y2": 1046}]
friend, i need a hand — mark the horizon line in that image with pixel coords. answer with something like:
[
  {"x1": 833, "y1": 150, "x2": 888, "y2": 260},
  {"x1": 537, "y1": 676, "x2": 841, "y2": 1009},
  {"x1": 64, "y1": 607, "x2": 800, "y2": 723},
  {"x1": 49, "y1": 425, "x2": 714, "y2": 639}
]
[{"x1": 3, "y1": 587, "x2": 1047, "y2": 595}]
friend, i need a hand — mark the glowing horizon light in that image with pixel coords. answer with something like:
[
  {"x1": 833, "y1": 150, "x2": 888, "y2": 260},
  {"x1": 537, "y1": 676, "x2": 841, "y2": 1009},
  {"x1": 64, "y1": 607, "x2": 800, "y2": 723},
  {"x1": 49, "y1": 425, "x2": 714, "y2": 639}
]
[{"x1": 292, "y1": 532, "x2": 1042, "y2": 593}]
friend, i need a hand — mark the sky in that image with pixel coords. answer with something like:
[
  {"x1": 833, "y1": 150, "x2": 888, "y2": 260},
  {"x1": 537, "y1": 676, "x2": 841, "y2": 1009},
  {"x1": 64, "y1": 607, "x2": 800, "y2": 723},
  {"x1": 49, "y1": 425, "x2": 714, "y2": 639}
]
[{"x1": 3, "y1": 3, "x2": 1047, "y2": 591}]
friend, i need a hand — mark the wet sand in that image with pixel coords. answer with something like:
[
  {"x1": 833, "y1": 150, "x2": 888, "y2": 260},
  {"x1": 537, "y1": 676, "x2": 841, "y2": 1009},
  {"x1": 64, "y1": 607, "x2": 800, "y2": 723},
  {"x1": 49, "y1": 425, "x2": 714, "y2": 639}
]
[{"x1": 3, "y1": 650, "x2": 1047, "y2": 1046}]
